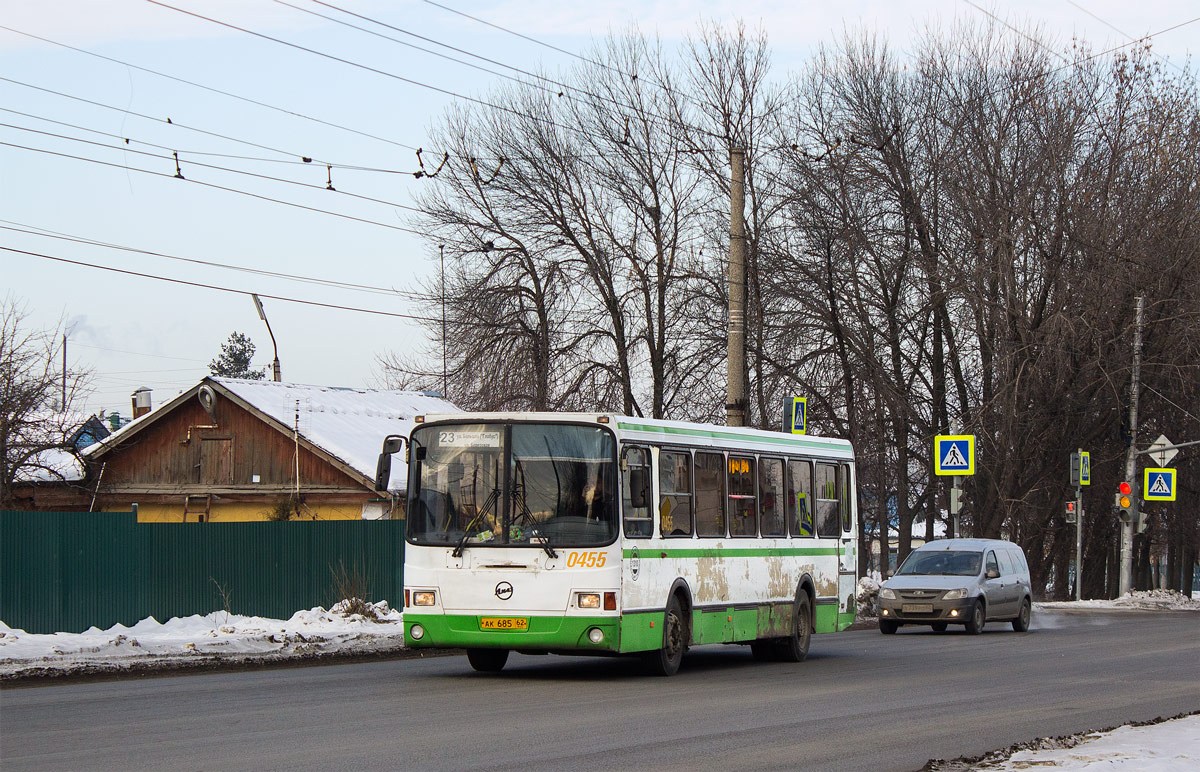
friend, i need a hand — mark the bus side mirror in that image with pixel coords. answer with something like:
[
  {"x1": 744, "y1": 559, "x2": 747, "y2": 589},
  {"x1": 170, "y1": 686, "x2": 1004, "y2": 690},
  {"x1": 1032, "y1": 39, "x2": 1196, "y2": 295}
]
[
  {"x1": 375, "y1": 435, "x2": 408, "y2": 493},
  {"x1": 629, "y1": 467, "x2": 649, "y2": 509}
]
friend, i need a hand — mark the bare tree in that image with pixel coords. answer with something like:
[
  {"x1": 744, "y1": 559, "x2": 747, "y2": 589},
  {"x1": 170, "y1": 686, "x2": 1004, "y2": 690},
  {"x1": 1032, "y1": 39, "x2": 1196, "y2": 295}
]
[{"x1": 1, "y1": 298, "x2": 91, "y2": 507}]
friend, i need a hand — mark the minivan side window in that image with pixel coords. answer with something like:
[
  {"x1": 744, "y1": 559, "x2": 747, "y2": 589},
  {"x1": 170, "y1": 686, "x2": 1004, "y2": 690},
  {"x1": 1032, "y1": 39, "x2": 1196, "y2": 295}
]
[
  {"x1": 985, "y1": 551, "x2": 1000, "y2": 578},
  {"x1": 997, "y1": 550, "x2": 1016, "y2": 576}
]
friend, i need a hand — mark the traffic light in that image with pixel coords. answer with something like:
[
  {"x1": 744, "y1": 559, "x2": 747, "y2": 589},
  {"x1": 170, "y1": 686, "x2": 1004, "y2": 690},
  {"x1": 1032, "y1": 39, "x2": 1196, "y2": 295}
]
[
  {"x1": 1115, "y1": 481, "x2": 1134, "y2": 522},
  {"x1": 1065, "y1": 500, "x2": 1077, "y2": 524}
]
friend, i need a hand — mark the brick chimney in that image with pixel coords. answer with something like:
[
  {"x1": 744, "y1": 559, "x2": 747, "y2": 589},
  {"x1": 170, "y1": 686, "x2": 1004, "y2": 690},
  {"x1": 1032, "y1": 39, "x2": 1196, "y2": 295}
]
[{"x1": 131, "y1": 387, "x2": 152, "y2": 419}]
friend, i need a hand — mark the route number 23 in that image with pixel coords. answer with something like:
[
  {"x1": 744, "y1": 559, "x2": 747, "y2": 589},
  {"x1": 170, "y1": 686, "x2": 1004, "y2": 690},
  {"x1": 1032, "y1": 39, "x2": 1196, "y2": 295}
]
[{"x1": 566, "y1": 551, "x2": 606, "y2": 568}]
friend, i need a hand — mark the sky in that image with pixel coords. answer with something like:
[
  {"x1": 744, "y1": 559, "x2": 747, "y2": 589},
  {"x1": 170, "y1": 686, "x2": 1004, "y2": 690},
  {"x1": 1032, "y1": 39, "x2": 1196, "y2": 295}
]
[{"x1": 2, "y1": 1, "x2": 1196, "y2": 421}]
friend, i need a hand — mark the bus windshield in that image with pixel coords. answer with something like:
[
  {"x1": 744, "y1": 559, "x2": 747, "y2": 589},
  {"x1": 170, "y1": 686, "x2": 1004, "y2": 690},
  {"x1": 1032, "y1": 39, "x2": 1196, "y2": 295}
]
[{"x1": 407, "y1": 422, "x2": 618, "y2": 549}]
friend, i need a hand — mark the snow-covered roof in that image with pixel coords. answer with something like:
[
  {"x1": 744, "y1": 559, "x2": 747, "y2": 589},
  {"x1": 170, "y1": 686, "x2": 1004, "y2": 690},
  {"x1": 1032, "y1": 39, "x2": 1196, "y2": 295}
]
[
  {"x1": 85, "y1": 377, "x2": 457, "y2": 491},
  {"x1": 15, "y1": 447, "x2": 86, "y2": 483},
  {"x1": 214, "y1": 378, "x2": 455, "y2": 490}
]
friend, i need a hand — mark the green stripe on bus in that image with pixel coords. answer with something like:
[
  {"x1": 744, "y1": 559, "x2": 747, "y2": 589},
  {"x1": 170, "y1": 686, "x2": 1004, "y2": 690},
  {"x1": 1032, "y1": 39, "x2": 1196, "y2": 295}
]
[
  {"x1": 622, "y1": 547, "x2": 840, "y2": 559},
  {"x1": 616, "y1": 421, "x2": 846, "y2": 450}
]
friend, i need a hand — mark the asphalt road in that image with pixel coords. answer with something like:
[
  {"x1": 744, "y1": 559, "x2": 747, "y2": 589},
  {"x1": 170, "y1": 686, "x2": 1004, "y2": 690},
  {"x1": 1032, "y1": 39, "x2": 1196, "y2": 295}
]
[{"x1": 3, "y1": 610, "x2": 1198, "y2": 772}]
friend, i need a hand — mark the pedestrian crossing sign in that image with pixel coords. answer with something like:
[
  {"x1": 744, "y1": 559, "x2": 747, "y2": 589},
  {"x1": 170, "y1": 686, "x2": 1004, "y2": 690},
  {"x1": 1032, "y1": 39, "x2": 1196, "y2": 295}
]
[
  {"x1": 935, "y1": 435, "x2": 975, "y2": 476},
  {"x1": 788, "y1": 397, "x2": 807, "y2": 435},
  {"x1": 1143, "y1": 468, "x2": 1176, "y2": 502}
]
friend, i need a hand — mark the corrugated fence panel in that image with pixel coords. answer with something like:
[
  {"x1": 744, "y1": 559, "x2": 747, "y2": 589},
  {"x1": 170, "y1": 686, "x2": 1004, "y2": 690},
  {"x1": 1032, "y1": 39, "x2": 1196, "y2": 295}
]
[{"x1": 0, "y1": 512, "x2": 405, "y2": 634}]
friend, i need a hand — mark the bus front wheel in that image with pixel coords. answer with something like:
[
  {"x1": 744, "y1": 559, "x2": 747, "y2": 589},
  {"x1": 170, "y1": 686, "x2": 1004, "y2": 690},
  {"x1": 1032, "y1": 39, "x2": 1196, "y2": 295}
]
[
  {"x1": 467, "y1": 648, "x2": 509, "y2": 672},
  {"x1": 644, "y1": 596, "x2": 686, "y2": 676}
]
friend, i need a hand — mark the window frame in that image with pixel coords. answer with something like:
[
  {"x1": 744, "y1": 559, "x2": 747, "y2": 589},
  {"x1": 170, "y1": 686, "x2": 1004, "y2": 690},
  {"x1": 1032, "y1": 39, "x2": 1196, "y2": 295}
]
[
  {"x1": 658, "y1": 447, "x2": 695, "y2": 539},
  {"x1": 728, "y1": 455, "x2": 758, "y2": 538}
]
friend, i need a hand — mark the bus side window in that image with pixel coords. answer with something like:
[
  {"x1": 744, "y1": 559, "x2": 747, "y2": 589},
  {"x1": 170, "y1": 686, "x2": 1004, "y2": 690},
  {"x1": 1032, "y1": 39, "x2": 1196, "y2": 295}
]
[
  {"x1": 695, "y1": 452, "x2": 726, "y2": 537},
  {"x1": 788, "y1": 459, "x2": 813, "y2": 537},
  {"x1": 622, "y1": 446, "x2": 652, "y2": 538},
  {"x1": 815, "y1": 463, "x2": 840, "y2": 538},
  {"x1": 659, "y1": 450, "x2": 693, "y2": 537},
  {"x1": 728, "y1": 456, "x2": 757, "y2": 537},
  {"x1": 840, "y1": 463, "x2": 853, "y2": 533},
  {"x1": 759, "y1": 458, "x2": 786, "y2": 537}
]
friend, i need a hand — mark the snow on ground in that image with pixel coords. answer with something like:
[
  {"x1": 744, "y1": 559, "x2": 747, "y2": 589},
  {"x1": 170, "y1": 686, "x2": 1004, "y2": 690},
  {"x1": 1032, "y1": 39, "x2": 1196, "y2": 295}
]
[
  {"x1": 946, "y1": 714, "x2": 1200, "y2": 771},
  {"x1": 0, "y1": 600, "x2": 406, "y2": 679},
  {"x1": 1037, "y1": 588, "x2": 1200, "y2": 612}
]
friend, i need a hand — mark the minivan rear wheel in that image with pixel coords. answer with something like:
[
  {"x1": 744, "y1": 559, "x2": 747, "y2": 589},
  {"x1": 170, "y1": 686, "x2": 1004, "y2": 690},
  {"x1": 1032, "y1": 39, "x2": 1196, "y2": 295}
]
[
  {"x1": 964, "y1": 601, "x2": 985, "y2": 635},
  {"x1": 1012, "y1": 598, "x2": 1031, "y2": 632}
]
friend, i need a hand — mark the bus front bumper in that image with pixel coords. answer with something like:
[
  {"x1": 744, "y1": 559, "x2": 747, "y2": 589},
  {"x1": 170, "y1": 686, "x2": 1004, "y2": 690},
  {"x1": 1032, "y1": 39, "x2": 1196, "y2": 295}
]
[{"x1": 404, "y1": 613, "x2": 621, "y2": 652}]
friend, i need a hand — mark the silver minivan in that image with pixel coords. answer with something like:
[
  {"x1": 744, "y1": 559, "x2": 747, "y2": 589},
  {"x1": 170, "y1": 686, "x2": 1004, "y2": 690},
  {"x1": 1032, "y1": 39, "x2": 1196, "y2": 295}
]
[{"x1": 877, "y1": 538, "x2": 1032, "y2": 634}]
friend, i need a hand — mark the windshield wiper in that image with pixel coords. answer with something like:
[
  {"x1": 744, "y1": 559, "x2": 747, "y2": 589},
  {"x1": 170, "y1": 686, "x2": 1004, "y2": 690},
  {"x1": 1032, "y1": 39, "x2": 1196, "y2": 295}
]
[
  {"x1": 511, "y1": 487, "x2": 557, "y2": 559},
  {"x1": 452, "y1": 486, "x2": 501, "y2": 558}
]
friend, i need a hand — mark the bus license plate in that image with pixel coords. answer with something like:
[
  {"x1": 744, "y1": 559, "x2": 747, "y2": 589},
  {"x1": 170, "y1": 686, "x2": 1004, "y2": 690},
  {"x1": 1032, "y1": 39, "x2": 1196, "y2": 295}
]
[
  {"x1": 480, "y1": 617, "x2": 528, "y2": 631},
  {"x1": 902, "y1": 604, "x2": 933, "y2": 614}
]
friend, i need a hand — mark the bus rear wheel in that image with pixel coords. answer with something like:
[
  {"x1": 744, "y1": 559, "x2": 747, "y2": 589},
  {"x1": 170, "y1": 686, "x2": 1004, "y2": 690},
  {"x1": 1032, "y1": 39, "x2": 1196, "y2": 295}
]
[
  {"x1": 466, "y1": 648, "x2": 509, "y2": 672},
  {"x1": 644, "y1": 596, "x2": 686, "y2": 676},
  {"x1": 775, "y1": 592, "x2": 812, "y2": 662}
]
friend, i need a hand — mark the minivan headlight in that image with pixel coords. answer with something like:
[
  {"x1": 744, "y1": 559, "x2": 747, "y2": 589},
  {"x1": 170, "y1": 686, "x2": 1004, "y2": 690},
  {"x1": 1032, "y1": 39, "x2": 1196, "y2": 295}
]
[
  {"x1": 943, "y1": 588, "x2": 967, "y2": 600},
  {"x1": 879, "y1": 587, "x2": 896, "y2": 600}
]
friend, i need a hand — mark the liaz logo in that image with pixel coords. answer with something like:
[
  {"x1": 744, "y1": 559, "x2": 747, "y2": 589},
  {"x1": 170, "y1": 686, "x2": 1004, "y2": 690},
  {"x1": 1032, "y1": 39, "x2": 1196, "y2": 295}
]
[{"x1": 494, "y1": 581, "x2": 514, "y2": 601}]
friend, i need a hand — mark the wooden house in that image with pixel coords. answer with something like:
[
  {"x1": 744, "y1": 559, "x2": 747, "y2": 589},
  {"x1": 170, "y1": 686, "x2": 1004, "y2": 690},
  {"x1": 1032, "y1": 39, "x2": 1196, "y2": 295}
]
[{"x1": 78, "y1": 377, "x2": 455, "y2": 522}]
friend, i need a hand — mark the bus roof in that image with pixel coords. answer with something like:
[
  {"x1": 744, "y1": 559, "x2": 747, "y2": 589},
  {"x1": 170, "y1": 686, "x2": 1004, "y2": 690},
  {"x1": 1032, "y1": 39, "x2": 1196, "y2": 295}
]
[{"x1": 413, "y1": 412, "x2": 854, "y2": 459}]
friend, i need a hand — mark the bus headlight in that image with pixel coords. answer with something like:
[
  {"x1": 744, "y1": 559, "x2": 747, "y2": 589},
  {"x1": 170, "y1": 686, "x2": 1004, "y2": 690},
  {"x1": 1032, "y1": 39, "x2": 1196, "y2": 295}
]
[
  {"x1": 577, "y1": 593, "x2": 601, "y2": 609},
  {"x1": 587, "y1": 627, "x2": 604, "y2": 644},
  {"x1": 410, "y1": 624, "x2": 425, "y2": 641},
  {"x1": 413, "y1": 590, "x2": 437, "y2": 607}
]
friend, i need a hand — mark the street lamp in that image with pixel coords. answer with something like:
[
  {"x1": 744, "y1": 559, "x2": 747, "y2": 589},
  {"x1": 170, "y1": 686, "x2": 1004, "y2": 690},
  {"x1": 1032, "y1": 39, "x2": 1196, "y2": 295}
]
[{"x1": 251, "y1": 294, "x2": 281, "y2": 382}]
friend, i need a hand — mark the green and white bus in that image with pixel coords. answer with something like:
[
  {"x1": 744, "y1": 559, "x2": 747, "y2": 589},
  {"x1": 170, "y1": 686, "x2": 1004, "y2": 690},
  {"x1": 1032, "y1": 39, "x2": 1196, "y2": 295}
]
[{"x1": 377, "y1": 412, "x2": 857, "y2": 675}]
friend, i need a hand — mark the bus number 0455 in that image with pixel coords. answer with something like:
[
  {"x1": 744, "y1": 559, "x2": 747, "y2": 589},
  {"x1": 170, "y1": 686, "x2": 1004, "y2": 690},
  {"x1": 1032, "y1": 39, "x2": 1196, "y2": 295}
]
[{"x1": 566, "y1": 551, "x2": 606, "y2": 568}]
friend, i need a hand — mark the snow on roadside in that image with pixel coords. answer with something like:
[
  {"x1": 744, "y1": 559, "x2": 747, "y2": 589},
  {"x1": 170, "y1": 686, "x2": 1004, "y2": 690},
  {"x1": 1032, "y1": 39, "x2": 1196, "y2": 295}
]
[
  {"x1": 948, "y1": 714, "x2": 1200, "y2": 771},
  {"x1": 0, "y1": 600, "x2": 405, "y2": 679},
  {"x1": 1038, "y1": 589, "x2": 1200, "y2": 612}
]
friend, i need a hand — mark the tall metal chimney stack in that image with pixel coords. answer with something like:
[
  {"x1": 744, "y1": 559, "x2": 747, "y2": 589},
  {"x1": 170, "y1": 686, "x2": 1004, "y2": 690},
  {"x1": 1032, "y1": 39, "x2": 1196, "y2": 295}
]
[{"x1": 131, "y1": 387, "x2": 152, "y2": 419}]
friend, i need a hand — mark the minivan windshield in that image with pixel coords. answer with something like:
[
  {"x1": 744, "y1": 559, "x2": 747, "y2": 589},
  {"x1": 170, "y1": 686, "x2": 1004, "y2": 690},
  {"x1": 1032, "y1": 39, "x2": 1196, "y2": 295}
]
[
  {"x1": 895, "y1": 550, "x2": 982, "y2": 577},
  {"x1": 406, "y1": 422, "x2": 617, "y2": 549}
]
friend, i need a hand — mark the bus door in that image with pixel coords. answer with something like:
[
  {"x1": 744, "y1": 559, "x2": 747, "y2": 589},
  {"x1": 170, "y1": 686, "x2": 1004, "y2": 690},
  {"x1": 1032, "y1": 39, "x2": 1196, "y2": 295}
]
[{"x1": 838, "y1": 464, "x2": 857, "y2": 623}]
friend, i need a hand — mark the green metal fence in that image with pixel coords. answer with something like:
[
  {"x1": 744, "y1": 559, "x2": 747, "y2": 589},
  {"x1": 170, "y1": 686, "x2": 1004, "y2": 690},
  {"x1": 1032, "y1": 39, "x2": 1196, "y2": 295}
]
[{"x1": 0, "y1": 511, "x2": 404, "y2": 634}]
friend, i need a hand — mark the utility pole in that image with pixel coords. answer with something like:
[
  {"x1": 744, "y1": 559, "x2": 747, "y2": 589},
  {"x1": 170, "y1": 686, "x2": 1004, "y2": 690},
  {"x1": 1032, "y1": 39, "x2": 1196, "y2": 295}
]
[
  {"x1": 440, "y1": 244, "x2": 448, "y2": 398},
  {"x1": 1119, "y1": 296, "x2": 1144, "y2": 596},
  {"x1": 726, "y1": 146, "x2": 747, "y2": 428},
  {"x1": 61, "y1": 333, "x2": 67, "y2": 410}
]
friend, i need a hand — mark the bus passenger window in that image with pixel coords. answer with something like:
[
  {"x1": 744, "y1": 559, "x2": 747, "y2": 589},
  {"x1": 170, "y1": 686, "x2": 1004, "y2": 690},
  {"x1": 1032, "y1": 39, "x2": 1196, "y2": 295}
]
[
  {"x1": 728, "y1": 456, "x2": 757, "y2": 537},
  {"x1": 622, "y1": 447, "x2": 652, "y2": 538},
  {"x1": 695, "y1": 452, "x2": 725, "y2": 537},
  {"x1": 788, "y1": 459, "x2": 813, "y2": 537},
  {"x1": 759, "y1": 458, "x2": 786, "y2": 536},
  {"x1": 815, "y1": 463, "x2": 840, "y2": 538},
  {"x1": 659, "y1": 451, "x2": 693, "y2": 537}
]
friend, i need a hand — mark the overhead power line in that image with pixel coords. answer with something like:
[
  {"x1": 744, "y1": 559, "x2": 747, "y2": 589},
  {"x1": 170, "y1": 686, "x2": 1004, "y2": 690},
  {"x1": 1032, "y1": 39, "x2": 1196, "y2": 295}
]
[
  {"x1": 0, "y1": 23, "x2": 419, "y2": 153},
  {"x1": 0, "y1": 220, "x2": 423, "y2": 300},
  {"x1": 0, "y1": 140, "x2": 424, "y2": 235},
  {"x1": 0, "y1": 120, "x2": 425, "y2": 214}
]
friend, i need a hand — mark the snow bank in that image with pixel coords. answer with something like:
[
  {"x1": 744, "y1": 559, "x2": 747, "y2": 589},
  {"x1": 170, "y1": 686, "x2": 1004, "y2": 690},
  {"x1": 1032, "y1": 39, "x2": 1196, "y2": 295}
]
[
  {"x1": 0, "y1": 601, "x2": 405, "y2": 678},
  {"x1": 1038, "y1": 589, "x2": 1200, "y2": 612},
  {"x1": 957, "y1": 714, "x2": 1200, "y2": 771}
]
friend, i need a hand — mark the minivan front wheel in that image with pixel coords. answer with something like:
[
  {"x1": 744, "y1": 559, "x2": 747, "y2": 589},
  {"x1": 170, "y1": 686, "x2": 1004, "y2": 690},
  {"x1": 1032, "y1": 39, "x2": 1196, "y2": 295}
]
[
  {"x1": 1012, "y1": 598, "x2": 1032, "y2": 632},
  {"x1": 964, "y1": 601, "x2": 985, "y2": 635}
]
